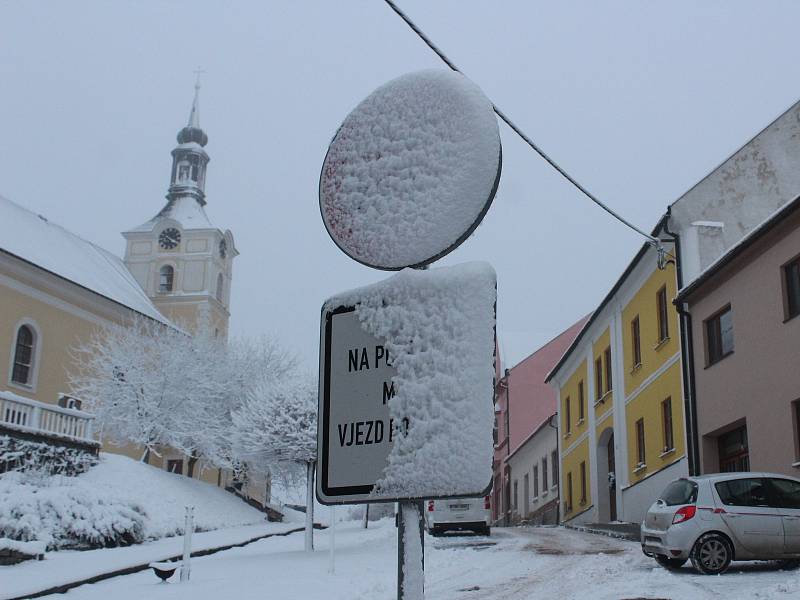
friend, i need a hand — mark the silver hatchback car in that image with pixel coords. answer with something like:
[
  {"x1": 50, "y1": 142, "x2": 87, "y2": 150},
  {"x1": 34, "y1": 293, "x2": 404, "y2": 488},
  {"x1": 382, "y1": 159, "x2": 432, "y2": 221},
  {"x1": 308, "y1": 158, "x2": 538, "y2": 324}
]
[{"x1": 641, "y1": 472, "x2": 800, "y2": 574}]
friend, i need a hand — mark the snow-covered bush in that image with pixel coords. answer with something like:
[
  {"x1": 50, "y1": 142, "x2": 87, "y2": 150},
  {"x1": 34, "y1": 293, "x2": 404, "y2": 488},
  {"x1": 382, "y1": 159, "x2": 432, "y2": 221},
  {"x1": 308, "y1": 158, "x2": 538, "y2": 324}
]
[
  {"x1": 0, "y1": 470, "x2": 145, "y2": 550},
  {"x1": 0, "y1": 435, "x2": 97, "y2": 476}
]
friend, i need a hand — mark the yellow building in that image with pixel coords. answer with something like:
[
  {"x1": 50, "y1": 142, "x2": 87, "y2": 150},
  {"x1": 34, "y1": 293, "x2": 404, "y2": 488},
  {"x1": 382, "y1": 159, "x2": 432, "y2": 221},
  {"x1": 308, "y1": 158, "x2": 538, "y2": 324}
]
[
  {"x1": 0, "y1": 85, "x2": 241, "y2": 491},
  {"x1": 547, "y1": 231, "x2": 687, "y2": 526}
]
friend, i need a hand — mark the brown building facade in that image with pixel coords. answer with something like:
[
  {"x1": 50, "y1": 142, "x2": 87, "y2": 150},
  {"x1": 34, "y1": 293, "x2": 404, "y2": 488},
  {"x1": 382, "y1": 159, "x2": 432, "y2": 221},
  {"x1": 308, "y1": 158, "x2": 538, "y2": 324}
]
[{"x1": 676, "y1": 195, "x2": 800, "y2": 476}]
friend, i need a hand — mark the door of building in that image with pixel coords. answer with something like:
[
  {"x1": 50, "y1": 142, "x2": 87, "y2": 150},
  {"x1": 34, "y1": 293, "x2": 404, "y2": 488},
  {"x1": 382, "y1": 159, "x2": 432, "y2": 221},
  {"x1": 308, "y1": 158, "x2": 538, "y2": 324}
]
[
  {"x1": 719, "y1": 425, "x2": 749, "y2": 472},
  {"x1": 608, "y1": 433, "x2": 617, "y2": 522},
  {"x1": 523, "y1": 474, "x2": 530, "y2": 520}
]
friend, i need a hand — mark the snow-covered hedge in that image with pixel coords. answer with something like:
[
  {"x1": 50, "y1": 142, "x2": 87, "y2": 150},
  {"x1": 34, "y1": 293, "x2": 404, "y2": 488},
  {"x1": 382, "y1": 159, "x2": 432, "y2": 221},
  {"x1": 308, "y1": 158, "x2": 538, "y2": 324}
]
[
  {"x1": 0, "y1": 435, "x2": 97, "y2": 476},
  {"x1": 0, "y1": 470, "x2": 145, "y2": 550},
  {"x1": 0, "y1": 452, "x2": 266, "y2": 551}
]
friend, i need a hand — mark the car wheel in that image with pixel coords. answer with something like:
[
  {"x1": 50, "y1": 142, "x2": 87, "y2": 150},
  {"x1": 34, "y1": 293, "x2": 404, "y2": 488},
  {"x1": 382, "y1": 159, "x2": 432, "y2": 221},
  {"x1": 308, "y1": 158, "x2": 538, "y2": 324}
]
[
  {"x1": 654, "y1": 555, "x2": 687, "y2": 570},
  {"x1": 429, "y1": 526, "x2": 440, "y2": 537},
  {"x1": 777, "y1": 559, "x2": 800, "y2": 570},
  {"x1": 690, "y1": 533, "x2": 733, "y2": 575}
]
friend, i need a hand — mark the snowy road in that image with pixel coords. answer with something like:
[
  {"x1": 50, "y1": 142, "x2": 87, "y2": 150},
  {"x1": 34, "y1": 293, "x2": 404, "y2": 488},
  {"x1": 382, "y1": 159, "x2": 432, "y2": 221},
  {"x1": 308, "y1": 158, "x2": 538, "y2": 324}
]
[{"x1": 47, "y1": 520, "x2": 800, "y2": 600}]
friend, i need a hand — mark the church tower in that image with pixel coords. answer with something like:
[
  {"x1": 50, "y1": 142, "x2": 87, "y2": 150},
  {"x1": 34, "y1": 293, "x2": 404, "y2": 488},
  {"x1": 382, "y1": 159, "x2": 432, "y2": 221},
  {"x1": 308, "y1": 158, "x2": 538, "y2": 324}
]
[{"x1": 123, "y1": 80, "x2": 237, "y2": 338}]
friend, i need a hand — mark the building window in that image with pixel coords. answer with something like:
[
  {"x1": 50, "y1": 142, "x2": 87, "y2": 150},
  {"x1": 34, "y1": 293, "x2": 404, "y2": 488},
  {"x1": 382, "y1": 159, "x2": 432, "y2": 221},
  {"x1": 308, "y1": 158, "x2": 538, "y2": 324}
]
[
  {"x1": 565, "y1": 396, "x2": 571, "y2": 435},
  {"x1": 706, "y1": 305, "x2": 734, "y2": 365},
  {"x1": 166, "y1": 459, "x2": 184, "y2": 475},
  {"x1": 604, "y1": 346, "x2": 613, "y2": 393},
  {"x1": 11, "y1": 325, "x2": 35, "y2": 385},
  {"x1": 784, "y1": 256, "x2": 800, "y2": 320},
  {"x1": 551, "y1": 450, "x2": 558, "y2": 487},
  {"x1": 718, "y1": 425, "x2": 749, "y2": 472},
  {"x1": 513, "y1": 479, "x2": 518, "y2": 511},
  {"x1": 635, "y1": 418, "x2": 646, "y2": 466},
  {"x1": 579, "y1": 461, "x2": 587, "y2": 504},
  {"x1": 578, "y1": 381, "x2": 584, "y2": 422},
  {"x1": 524, "y1": 474, "x2": 530, "y2": 513},
  {"x1": 533, "y1": 466, "x2": 539, "y2": 497},
  {"x1": 216, "y1": 273, "x2": 224, "y2": 302},
  {"x1": 542, "y1": 457, "x2": 548, "y2": 493},
  {"x1": 159, "y1": 265, "x2": 174, "y2": 292},
  {"x1": 794, "y1": 401, "x2": 800, "y2": 461},
  {"x1": 566, "y1": 472, "x2": 573, "y2": 512},
  {"x1": 595, "y1": 357, "x2": 603, "y2": 400},
  {"x1": 656, "y1": 285, "x2": 669, "y2": 342},
  {"x1": 631, "y1": 315, "x2": 641, "y2": 367},
  {"x1": 661, "y1": 397, "x2": 674, "y2": 452}
]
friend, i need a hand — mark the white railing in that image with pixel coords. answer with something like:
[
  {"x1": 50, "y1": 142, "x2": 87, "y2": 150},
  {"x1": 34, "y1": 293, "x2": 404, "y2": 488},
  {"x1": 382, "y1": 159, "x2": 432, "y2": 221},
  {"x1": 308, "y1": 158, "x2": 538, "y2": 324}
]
[{"x1": 0, "y1": 390, "x2": 95, "y2": 443}]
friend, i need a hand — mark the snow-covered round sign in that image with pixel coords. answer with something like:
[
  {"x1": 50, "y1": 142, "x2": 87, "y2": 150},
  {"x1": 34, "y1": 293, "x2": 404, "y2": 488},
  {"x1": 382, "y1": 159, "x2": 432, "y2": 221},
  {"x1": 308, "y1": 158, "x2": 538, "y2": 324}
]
[{"x1": 319, "y1": 70, "x2": 502, "y2": 270}]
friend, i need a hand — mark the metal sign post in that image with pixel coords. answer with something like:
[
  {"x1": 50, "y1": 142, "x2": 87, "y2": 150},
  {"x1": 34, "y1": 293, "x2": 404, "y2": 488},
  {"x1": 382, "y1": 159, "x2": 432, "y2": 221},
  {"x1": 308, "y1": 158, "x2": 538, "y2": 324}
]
[
  {"x1": 397, "y1": 500, "x2": 424, "y2": 600},
  {"x1": 317, "y1": 69, "x2": 503, "y2": 600}
]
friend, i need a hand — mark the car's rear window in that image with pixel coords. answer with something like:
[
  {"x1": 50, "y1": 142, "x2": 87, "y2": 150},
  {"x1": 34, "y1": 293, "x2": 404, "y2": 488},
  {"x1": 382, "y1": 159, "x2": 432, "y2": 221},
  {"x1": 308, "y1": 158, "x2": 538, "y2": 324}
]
[{"x1": 659, "y1": 479, "x2": 698, "y2": 506}]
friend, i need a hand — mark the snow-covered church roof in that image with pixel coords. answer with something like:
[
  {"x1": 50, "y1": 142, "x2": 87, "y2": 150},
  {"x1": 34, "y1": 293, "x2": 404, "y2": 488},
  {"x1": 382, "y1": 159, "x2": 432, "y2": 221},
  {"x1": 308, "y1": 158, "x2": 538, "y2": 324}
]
[
  {"x1": 127, "y1": 195, "x2": 216, "y2": 233},
  {"x1": 0, "y1": 194, "x2": 171, "y2": 325}
]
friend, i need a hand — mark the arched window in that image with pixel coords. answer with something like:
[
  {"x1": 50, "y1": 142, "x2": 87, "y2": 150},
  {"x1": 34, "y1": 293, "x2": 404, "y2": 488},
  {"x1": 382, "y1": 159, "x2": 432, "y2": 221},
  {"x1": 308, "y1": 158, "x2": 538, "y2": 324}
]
[
  {"x1": 216, "y1": 273, "x2": 224, "y2": 302},
  {"x1": 159, "y1": 265, "x2": 174, "y2": 292},
  {"x1": 11, "y1": 325, "x2": 35, "y2": 385}
]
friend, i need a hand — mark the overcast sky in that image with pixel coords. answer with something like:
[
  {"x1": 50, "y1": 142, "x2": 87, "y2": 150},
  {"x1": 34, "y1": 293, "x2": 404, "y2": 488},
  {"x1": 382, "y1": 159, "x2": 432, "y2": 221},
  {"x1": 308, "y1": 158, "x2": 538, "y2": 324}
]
[{"x1": 1, "y1": 1, "x2": 798, "y2": 370}]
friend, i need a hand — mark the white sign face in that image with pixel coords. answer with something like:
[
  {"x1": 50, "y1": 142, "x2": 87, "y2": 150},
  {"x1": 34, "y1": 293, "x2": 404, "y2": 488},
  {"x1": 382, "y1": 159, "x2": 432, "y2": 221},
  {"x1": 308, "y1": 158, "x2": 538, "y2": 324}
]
[{"x1": 317, "y1": 306, "x2": 401, "y2": 503}]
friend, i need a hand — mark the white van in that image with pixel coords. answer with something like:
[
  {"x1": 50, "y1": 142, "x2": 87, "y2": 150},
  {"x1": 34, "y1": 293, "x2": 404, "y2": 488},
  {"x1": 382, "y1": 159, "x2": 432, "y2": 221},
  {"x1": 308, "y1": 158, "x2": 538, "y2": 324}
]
[{"x1": 425, "y1": 496, "x2": 491, "y2": 536}]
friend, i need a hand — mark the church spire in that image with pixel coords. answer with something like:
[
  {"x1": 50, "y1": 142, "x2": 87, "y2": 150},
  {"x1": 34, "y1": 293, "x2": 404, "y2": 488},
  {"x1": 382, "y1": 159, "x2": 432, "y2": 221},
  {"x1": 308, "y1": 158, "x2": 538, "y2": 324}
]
[
  {"x1": 187, "y1": 69, "x2": 202, "y2": 128},
  {"x1": 167, "y1": 74, "x2": 210, "y2": 205},
  {"x1": 177, "y1": 69, "x2": 208, "y2": 148}
]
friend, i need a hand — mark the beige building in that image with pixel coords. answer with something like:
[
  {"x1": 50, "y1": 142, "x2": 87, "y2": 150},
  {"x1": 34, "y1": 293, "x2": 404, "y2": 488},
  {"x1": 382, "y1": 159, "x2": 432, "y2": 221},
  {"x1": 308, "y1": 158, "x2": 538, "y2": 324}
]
[
  {"x1": 0, "y1": 85, "x2": 243, "y2": 491},
  {"x1": 675, "y1": 195, "x2": 800, "y2": 476}
]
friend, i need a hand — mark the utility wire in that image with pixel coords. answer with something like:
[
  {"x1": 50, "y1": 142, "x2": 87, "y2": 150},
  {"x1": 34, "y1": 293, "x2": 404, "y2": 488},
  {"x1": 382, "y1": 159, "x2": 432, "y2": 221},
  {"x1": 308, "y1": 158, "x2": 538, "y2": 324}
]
[{"x1": 382, "y1": 0, "x2": 665, "y2": 252}]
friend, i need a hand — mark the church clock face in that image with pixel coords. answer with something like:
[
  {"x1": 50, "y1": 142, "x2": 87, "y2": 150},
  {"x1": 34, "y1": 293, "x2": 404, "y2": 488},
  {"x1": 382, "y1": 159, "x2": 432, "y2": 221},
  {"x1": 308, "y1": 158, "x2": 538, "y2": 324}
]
[
  {"x1": 159, "y1": 227, "x2": 181, "y2": 250},
  {"x1": 219, "y1": 239, "x2": 227, "y2": 259}
]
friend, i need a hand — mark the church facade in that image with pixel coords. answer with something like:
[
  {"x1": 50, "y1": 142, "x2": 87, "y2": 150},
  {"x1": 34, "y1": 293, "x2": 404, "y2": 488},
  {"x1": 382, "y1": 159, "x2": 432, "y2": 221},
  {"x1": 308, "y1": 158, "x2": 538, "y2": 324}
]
[{"x1": 0, "y1": 85, "x2": 238, "y2": 487}]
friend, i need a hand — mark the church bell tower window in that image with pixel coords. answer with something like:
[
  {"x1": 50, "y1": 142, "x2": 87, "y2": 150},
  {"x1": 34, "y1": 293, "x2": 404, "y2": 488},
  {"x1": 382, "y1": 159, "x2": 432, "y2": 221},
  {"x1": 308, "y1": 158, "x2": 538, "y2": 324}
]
[{"x1": 159, "y1": 265, "x2": 175, "y2": 292}]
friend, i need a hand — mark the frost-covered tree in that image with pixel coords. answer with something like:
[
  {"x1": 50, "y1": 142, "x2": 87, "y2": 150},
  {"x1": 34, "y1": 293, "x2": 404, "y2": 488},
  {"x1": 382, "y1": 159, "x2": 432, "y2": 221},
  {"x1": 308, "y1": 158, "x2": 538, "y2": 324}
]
[
  {"x1": 69, "y1": 315, "x2": 296, "y2": 477},
  {"x1": 232, "y1": 376, "x2": 317, "y2": 551},
  {"x1": 69, "y1": 317, "x2": 190, "y2": 461}
]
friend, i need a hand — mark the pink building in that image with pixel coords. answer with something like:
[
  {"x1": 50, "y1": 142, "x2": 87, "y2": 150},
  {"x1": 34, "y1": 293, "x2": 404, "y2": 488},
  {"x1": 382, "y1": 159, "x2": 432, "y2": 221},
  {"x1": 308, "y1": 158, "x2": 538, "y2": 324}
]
[{"x1": 492, "y1": 317, "x2": 588, "y2": 525}]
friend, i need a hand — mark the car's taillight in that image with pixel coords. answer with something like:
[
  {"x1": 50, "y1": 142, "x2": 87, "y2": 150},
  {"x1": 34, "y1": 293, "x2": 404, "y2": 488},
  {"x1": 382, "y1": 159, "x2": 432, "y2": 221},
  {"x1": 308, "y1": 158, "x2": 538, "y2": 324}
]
[
  {"x1": 672, "y1": 505, "x2": 696, "y2": 524},
  {"x1": 427, "y1": 500, "x2": 434, "y2": 512},
  {"x1": 484, "y1": 496, "x2": 490, "y2": 510}
]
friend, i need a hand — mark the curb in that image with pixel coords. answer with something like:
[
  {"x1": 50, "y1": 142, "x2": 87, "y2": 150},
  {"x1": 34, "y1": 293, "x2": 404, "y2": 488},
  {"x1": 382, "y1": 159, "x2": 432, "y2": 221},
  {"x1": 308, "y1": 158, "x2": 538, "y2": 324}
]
[
  {"x1": 7, "y1": 524, "x2": 326, "y2": 600},
  {"x1": 564, "y1": 523, "x2": 640, "y2": 543}
]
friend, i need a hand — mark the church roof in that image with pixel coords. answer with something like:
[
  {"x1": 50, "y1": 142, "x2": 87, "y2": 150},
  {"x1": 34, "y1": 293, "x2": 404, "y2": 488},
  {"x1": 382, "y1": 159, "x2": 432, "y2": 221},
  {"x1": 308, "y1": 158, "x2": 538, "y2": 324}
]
[
  {"x1": 126, "y1": 196, "x2": 216, "y2": 233},
  {"x1": 0, "y1": 194, "x2": 172, "y2": 326}
]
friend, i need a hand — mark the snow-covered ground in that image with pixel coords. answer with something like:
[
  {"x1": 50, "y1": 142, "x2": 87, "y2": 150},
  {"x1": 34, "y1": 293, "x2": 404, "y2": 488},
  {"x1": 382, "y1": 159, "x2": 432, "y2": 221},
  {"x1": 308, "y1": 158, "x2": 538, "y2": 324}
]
[
  {"x1": 0, "y1": 522, "x2": 299, "y2": 600},
  {"x1": 44, "y1": 520, "x2": 800, "y2": 600}
]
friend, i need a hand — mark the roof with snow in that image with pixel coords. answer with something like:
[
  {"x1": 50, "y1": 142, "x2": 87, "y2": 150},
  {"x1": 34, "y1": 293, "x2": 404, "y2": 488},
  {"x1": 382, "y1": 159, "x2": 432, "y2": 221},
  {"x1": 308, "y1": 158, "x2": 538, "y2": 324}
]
[
  {"x1": 0, "y1": 194, "x2": 171, "y2": 325},
  {"x1": 126, "y1": 195, "x2": 216, "y2": 233}
]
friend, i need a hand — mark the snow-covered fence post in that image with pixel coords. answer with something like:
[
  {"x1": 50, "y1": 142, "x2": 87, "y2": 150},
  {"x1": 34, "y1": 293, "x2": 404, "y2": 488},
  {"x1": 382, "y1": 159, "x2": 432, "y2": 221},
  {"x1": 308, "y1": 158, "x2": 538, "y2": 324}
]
[
  {"x1": 305, "y1": 460, "x2": 315, "y2": 552},
  {"x1": 180, "y1": 505, "x2": 194, "y2": 582},
  {"x1": 397, "y1": 500, "x2": 424, "y2": 600}
]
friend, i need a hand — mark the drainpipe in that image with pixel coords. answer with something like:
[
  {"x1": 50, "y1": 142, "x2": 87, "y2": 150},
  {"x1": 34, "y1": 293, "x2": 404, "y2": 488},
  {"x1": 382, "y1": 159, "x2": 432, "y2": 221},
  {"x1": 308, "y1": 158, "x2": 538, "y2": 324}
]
[
  {"x1": 504, "y1": 369, "x2": 512, "y2": 526},
  {"x1": 548, "y1": 413, "x2": 559, "y2": 524},
  {"x1": 663, "y1": 209, "x2": 701, "y2": 476}
]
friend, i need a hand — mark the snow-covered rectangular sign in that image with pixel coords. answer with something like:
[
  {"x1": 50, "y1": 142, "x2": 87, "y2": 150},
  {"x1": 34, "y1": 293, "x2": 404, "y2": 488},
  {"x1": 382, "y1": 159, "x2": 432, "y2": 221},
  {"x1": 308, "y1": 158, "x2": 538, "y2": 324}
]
[{"x1": 317, "y1": 262, "x2": 496, "y2": 505}]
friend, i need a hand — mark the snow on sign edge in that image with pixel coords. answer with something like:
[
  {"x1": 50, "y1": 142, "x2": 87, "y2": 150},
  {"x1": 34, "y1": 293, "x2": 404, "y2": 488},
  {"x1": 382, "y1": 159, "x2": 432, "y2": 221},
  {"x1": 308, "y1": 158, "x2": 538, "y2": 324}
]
[
  {"x1": 319, "y1": 69, "x2": 502, "y2": 270},
  {"x1": 322, "y1": 262, "x2": 496, "y2": 501}
]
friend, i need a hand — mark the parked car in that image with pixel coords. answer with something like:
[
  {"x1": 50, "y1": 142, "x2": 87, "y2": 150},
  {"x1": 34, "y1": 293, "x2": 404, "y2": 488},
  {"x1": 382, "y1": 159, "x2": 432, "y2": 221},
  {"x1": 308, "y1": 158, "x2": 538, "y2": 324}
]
[
  {"x1": 641, "y1": 472, "x2": 800, "y2": 574},
  {"x1": 426, "y1": 496, "x2": 491, "y2": 536}
]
